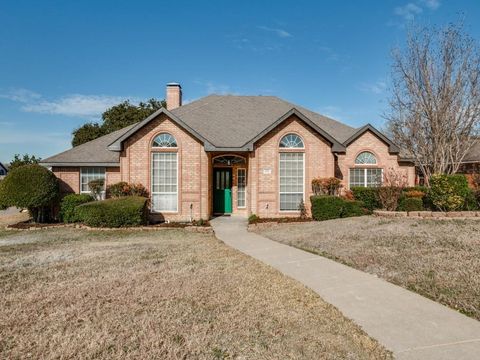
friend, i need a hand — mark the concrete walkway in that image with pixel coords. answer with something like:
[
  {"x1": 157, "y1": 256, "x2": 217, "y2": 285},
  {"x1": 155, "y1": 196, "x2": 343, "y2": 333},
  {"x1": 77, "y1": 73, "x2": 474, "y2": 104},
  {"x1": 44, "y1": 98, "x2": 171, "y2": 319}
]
[{"x1": 211, "y1": 215, "x2": 480, "y2": 360}]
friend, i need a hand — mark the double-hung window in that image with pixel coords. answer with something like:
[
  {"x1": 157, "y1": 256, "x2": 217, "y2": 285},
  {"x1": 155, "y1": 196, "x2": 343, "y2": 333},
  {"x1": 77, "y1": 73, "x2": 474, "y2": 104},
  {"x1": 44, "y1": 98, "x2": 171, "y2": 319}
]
[{"x1": 151, "y1": 133, "x2": 178, "y2": 212}]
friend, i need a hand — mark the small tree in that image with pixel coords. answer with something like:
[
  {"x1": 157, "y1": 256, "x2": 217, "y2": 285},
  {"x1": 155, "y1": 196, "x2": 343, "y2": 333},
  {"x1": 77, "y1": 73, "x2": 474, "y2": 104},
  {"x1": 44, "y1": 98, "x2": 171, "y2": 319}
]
[
  {"x1": 298, "y1": 199, "x2": 307, "y2": 219},
  {"x1": 0, "y1": 165, "x2": 59, "y2": 222},
  {"x1": 378, "y1": 168, "x2": 407, "y2": 211},
  {"x1": 386, "y1": 22, "x2": 480, "y2": 183},
  {"x1": 312, "y1": 177, "x2": 342, "y2": 196},
  {"x1": 9, "y1": 153, "x2": 41, "y2": 171}
]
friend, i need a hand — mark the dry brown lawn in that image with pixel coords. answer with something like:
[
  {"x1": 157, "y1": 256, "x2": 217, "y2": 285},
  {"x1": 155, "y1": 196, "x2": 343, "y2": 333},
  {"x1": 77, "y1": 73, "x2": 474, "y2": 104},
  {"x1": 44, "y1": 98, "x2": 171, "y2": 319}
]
[
  {"x1": 0, "y1": 228, "x2": 391, "y2": 359},
  {"x1": 255, "y1": 216, "x2": 480, "y2": 320}
]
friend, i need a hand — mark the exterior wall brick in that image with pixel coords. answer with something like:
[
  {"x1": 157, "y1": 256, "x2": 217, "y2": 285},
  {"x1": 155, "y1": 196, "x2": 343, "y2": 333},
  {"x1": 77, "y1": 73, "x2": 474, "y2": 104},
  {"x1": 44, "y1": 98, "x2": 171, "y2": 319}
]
[
  {"x1": 336, "y1": 131, "x2": 415, "y2": 190},
  {"x1": 106, "y1": 167, "x2": 121, "y2": 186},
  {"x1": 251, "y1": 115, "x2": 335, "y2": 218},
  {"x1": 120, "y1": 114, "x2": 209, "y2": 222},
  {"x1": 52, "y1": 167, "x2": 80, "y2": 194}
]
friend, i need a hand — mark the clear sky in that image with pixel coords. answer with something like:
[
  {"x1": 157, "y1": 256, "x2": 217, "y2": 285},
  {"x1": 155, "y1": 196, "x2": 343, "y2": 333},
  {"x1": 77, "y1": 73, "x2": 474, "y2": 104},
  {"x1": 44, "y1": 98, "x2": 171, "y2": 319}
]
[{"x1": 1, "y1": 0, "x2": 479, "y2": 163}]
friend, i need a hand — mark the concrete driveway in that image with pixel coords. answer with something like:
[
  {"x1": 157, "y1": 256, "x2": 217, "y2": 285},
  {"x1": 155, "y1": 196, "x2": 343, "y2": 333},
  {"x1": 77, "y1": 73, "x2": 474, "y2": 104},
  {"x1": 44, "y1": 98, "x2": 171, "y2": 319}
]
[{"x1": 0, "y1": 207, "x2": 29, "y2": 227}]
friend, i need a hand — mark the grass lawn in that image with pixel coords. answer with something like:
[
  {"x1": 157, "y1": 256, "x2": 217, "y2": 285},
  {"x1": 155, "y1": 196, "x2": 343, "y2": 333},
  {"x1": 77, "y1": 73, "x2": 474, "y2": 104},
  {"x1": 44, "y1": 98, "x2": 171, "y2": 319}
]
[
  {"x1": 0, "y1": 228, "x2": 390, "y2": 359},
  {"x1": 254, "y1": 216, "x2": 480, "y2": 320}
]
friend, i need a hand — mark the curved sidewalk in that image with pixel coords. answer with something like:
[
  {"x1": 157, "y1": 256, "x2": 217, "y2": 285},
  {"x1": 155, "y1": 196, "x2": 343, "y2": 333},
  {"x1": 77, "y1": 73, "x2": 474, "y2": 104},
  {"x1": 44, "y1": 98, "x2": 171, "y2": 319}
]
[{"x1": 211, "y1": 215, "x2": 480, "y2": 360}]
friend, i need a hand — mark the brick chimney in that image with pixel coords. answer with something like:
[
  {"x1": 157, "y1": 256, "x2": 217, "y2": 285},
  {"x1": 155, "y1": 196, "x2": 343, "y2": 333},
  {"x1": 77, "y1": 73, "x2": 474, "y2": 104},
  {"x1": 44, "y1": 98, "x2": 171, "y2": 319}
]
[{"x1": 166, "y1": 83, "x2": 182, "y2": 110}]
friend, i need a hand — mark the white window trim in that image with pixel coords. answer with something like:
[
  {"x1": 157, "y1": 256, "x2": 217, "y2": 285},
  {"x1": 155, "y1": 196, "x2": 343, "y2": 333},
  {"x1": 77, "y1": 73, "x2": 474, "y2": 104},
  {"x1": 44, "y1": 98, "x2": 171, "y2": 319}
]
[
  {"x1": 80, "y1": 167, "x2": 106, "y2": 195},
  {"x1": 279, "y1": 152, "x2": 305, "y2": 212},
  {"x1": 349, "y1": 168, "x2": 383, "y2": 188},
  {"x1": 237, "y1": 168, "x2": 247, "y2": 209},
  {"x1": 151, "y1": 152, "x2": 179, "y2": 213}
]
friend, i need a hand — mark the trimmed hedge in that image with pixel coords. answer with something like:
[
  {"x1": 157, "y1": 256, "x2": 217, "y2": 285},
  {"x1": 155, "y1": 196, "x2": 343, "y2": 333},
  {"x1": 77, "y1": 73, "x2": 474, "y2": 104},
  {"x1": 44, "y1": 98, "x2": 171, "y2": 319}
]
[
  {"x1": 350, "y1": 187, "x2": 381, "y2": 210},
  {"x1": 75, "y1": 196, "x2": 148, "y2": 227},
  {"x1": 311, "y1": 195, "x2": 365, "y2": 221},
  {"x1": 59, "y1": 194, "x2": 94, "y2": 223},
  {"x1": 398, "y1": 197, "x2": 424, "y2": 212}
]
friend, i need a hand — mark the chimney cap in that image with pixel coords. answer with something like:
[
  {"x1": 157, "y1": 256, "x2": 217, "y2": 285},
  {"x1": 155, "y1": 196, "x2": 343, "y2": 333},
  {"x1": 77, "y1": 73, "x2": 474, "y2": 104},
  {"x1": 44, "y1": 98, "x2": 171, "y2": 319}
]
[{"x1": 166, "y1": 82, "x2": 181, "y2": 88}]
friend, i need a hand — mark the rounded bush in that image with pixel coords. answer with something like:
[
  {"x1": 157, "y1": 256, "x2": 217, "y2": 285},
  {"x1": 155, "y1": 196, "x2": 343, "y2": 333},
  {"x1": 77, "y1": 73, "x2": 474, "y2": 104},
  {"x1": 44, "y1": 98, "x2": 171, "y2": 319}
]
[
  {"x1": 310, "y1": 195, "x2": 365, "y2": 221},
  {"x1": 59, "y1": 193, "x2": 94, "y2": 223},
  {"x1": 0, "y1": 164, "x2": 59, "y2": 222}
]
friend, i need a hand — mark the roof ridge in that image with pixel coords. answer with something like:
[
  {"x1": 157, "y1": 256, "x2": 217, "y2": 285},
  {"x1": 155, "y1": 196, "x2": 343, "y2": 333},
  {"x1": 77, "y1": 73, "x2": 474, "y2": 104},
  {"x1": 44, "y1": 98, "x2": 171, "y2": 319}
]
[{"x1": 171, "y1": 94, "x2": 224, "y2": 117}]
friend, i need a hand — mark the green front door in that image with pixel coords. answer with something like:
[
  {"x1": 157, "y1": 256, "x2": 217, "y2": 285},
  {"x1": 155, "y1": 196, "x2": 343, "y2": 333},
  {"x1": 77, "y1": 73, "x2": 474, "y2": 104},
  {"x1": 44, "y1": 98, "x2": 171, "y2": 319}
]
[{"x1": 213, "y1": 168, "x2": 232, "y2": 214}]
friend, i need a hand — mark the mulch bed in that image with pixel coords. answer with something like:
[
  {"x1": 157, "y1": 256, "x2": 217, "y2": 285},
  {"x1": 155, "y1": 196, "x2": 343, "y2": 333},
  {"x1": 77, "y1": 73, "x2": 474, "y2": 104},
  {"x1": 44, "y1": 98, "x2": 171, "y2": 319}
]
[
  {"x1": 250, "y1": 217, "x2": 313, "y2": 225},
  {"x1": 6, "y1": 220, "x2": 212, "y2": 231},
  {"x1": 7, "y1": 221, "x2": 66, "y2": 230}
]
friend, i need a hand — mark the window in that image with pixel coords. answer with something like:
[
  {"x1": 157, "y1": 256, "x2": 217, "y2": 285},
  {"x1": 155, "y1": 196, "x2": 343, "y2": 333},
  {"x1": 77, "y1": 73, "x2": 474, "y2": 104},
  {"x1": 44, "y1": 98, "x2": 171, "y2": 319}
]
[
  {"x1": 237, "y1": 168, "x2": 246, "y2": 208},
  {"x1": 152, "y1": 133, "x2": 177, "y2": 148},
  {"x1": 80, "y1": 167, "x2": 105, "y2": 193},
  {"x1": 280, "y1": 134, "x2": 304, "y2": 148},
  {"x1": 0, "y1": 169, "x2": 4, "y2": 175},
  {"x1": 151, "y1": 152, "x2": 178, "y2": 212},
  {"x1": 349, "y1": 168, "x2": 382, "y2": 188},
  {"x1": 355, "y1": 151, "x2": 377, "y2": 165},
  {"x1": 213, "y1": 155, "x2": 245, "y2": 165},
  {"x1": 279, "y1": 152, "x2": 304, "y2": 211}
]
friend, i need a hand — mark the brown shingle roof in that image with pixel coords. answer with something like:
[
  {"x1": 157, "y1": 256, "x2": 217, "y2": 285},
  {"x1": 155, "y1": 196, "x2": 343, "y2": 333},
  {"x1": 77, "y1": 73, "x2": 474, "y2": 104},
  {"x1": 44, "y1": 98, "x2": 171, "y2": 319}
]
[
  {"x1": 171, "y1": 95, "x2": 356, "y2": 146},
  {"x1": 41, "y1": 124, "x2": 136, "y2": 165},
  {"x1": 41, "y1": 95, "x2": 372, "y2": 165}
]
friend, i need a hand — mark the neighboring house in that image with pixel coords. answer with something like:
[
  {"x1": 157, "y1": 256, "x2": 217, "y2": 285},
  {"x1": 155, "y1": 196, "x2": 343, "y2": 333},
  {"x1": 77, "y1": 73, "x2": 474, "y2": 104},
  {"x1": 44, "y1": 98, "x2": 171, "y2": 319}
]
[
  {"x1": 0, "y1": 162, "x2": 8, "y2": 180},
  {"x1": 40, "y1": 83, "x2": 415, "y2": 221}
]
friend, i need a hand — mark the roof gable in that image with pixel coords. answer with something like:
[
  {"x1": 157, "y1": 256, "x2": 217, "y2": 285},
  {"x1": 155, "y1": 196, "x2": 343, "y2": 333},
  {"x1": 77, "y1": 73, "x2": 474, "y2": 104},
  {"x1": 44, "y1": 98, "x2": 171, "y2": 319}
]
[
  {"x1": 243, "y1": 108, "x2": 345, "y2": 152},
  {"x1": 107, "y1": 107, "x2": 211, "y2": 151},
  {"x1": 343, "y1": 124, "x2": 400, "y2": 154}
]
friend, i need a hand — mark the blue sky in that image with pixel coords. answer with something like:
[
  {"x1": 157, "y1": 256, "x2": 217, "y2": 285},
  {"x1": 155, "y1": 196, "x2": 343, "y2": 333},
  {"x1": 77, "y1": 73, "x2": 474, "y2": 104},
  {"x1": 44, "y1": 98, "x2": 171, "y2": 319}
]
[{"x1": 1, "y1": 0, "x2": 479, "y2": 163}]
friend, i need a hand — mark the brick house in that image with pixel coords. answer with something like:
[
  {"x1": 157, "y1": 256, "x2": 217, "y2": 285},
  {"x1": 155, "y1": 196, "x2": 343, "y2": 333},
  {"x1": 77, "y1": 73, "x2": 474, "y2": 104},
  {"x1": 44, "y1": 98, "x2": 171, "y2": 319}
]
[{"x1": 40, "y1": 83, "x2": 415, "y2": 221}]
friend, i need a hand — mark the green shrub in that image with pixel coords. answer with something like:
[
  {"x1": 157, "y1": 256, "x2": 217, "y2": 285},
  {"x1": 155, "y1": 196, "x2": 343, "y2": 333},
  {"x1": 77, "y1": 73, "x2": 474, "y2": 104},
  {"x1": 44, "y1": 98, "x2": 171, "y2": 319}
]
[
  {"x1": 429, "y1": 174, "x2": 470, "y2": 211},
  {"x1": 310, "y1": 195, "x2": 365, "y2": 221},
  {"x1": 398, "y1": 197, "x2": 424, "y2": 212},
  {"x1": 0, "y1": 164, "x2": 59, "y2": 222},
  {"x1": 341, "y1": 200, "x2": 366, "y2": 217},
  {"x1": 350, "y1": 187, "x2": 380, "y2": 210},
  {"x1": 248, "y1": 214, "x2": 259, "y2": 224},
  {"x1": 59, "y1": 194, "x2": 94, "y2": 223},
  {"x1": 474, "y1": 189, "x2": 480, "y2": 209},
  {"x1": 463, "y1": 189, "x2": 479, "y2": 211},
  {"x1": 75, "y1": 196, "x2": 148, "y2": 227}
]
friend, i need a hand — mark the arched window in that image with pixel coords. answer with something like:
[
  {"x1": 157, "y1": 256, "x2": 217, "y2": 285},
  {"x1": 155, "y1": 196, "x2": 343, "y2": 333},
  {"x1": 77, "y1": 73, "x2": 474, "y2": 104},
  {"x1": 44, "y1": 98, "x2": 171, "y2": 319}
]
[
  {"x1": 151, "y1": 133, "x2": 178, "y2": 212},
  {"x1": 152, "y1": 133, "x2": 177, "y2": 148},
  {"x1": 279, "y1": 134, "x2": 304, "y2": 211},
  {"x1": 279, "y1": 134, "x2": 304, "y2": 148},
  {"x1": 355, "y1": 151, "x2": 376, "y2": 165},
  {"x1": 350, "y1": 151, "x2": 382, "y2": 188}
]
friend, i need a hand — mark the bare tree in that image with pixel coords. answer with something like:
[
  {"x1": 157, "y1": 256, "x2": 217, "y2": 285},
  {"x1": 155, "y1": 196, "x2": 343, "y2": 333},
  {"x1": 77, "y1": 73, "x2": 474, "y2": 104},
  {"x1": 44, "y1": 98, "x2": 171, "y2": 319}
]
[{"x1": 386, "y1": 22, "x2": 480, "y2": 184}]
